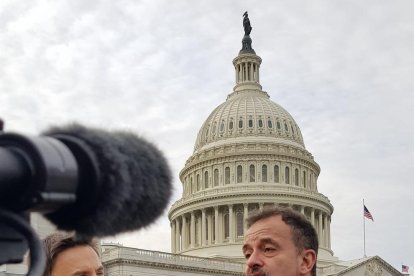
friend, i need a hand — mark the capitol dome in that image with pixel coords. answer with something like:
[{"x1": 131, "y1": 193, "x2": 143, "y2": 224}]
[
  {"x1": 194, "y1": 88, "x2": 305, "y2": 154},
  {"x1": 169, "y1": 22, "x2": 334, "y2": 264}
]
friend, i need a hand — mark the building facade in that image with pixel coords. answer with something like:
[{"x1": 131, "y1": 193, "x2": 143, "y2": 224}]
[{"x1": 102, "y1": 244, "x2": 244, "y2": 276}]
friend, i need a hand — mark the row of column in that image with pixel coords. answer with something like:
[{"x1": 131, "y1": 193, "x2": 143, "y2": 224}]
[
  {"x1": 235, "y1": 62, "x2": 259, "y2": 83},
  {"x1": 171, "y1": 203, "x2": 331, "y2": 253}
]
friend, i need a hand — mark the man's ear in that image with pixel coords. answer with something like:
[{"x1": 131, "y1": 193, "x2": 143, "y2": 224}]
[{"x1": 299, "y1": 249, "x2": 317, "y2": 275}]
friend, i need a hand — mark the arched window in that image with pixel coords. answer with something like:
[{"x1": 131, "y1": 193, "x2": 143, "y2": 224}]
[
  {"x1": 262, "y1": 165, "x2": 267, "y2": 182},
  {"x1": 229, "y1": 120, "x2": 234, "y2": 130},
  {"x1": 238, "y1": 118, "x2": 243, "y2": 128},
  {"x1": 224, "y1": 213, "x2": 229, "y2": 239},
  {"x1": 237, "y1": 165, "x2": 243, "y2": 183},
  {"x1": 204, "y1": 171, "x2": 209, "y2": 189},
  {"x1": 277, "y1": 120, "x2": 281, "y2": 129},
  {"x1": 295, "y1": 168, "x2": 299, "y2": 186},
  {"x1": 248, "y1": 119, "x2": 253, "y2": 128},
  {"x1": 249, "y1": 164, "x2": 255, "y2": 182},
  {"x1": 303, "y1": 171, "x2": 306, "y2": 188},
  {"x1": 236, "y1": 212, "x2": 244, "y2": 237},
  {"x1": 274, "y1": 165, "x2": 279, "y2": 183},
  {"x1": 220, "y1": 122, "x2": 225, "y2": 132},
  {"x1": 214, "y1": 169, "x2": 219, "y2": 186},
  {"x1": 268, "y1": 119, "x2": 273, "y2": 128},
  {"x1": 258, "y1": 119, "x2": 263, "y2": 128},
  {"x1": 196, "y1": 174, "x2": 200, "y2": 191},
  {"x1": 190, "y1": 177, "x2": 193, "y2": 193},
  {"x1": 225, "y1": 167, "x2": 230, "y2": 184},
  {"x1": 310, "y1": 173, "x2": 314, "y2": 190},
  {"x1": 284, "y1": 122, "x2": 289, "y2": 132},
  {"x1": 285, "y1": 166, "x2": 290, "y2": 184}
]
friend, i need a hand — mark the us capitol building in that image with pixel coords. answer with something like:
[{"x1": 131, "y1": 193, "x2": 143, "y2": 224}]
[
  {"x1": 100, "y1": 16, "x2": 403, "y2": 276},
  {"x1": 0, "y1": 14, "x2": 404, "y2": 276}
]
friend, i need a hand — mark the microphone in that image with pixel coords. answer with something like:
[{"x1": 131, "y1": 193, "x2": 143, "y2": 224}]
[{"x1": 0, "y1": 123, "x2": 172, "y2": 237}]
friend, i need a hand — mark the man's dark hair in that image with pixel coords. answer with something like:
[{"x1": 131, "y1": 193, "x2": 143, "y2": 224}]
[
  {"x1": 246, "y1": 207, "x2": 318, "y2": 276},
  {"x1": 41, "y1": 232, "x2": 100, "y2": 276}
]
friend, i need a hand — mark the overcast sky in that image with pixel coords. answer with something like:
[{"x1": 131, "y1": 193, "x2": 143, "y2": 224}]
[{"x1": 1, "y1": 0, "x2": 413, "y2": 271}]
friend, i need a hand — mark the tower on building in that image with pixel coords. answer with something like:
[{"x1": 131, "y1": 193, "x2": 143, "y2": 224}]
[{"x1": 168, "y1": 12, "x2": 336, "y2": 265}]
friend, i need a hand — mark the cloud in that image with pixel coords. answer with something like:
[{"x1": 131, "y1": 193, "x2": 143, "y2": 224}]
[{"x1": 1, "y1": 0, "x2": 413, "y2": 270}]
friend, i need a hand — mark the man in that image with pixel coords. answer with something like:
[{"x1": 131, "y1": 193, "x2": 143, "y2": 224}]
[
  {"x1": 243, "y1": 207, "x2": 318, "y2": 276},
  {"x1": 42, "y1": 232, "x2": 104, "y2": 276}
]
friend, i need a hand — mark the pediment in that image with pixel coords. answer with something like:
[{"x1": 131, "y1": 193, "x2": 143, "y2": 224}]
[
  {"x1": 364, "y1": 259, "x2": 385, "y2": 276},
  {"x1": 335, "y1": 256, "x2": 402, "y2": 276}
]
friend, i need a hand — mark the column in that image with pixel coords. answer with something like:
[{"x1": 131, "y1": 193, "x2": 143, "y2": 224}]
[
  {"x1": 201, "y1": 209, "x2": 206, "y2": 246},
  {"x1": 229, "y1": 205, "x2": 234, "y2": 242},
  {"x1": 207, "y1": 212, "x2": 212, "y2": 245},
  {"x1": 254, "y1": 64, "x2": 258, "y2": 82},
  {"x1": 327, "y1": 216, "x2": 331, "y2": 249},
  {"x1": 182, "y1": 215, "x2": 187, "y2": 250},
  {"x1": 175, "y1": 219, "x2": 180, "y2": 252},
  {"x1": 190, "y1": 212, "x2": 195, "y2": 248},
  {"x1": 300, "y1": 205, "x2": 305, "y2": 215},
  {"x1": 324, "y1": 214, "x2": 328, "y2": 248},
  {"x1": 243, "y1": 203, "x2": 249, "y2": 233},
  {"x1": 311, "y1": 208, "x2": 315, "y2": 228},
  {"x1": 171, "y1": 220, "x2": 176, "y2": 253},
  {"x1": 318, "y1": 212, "x2": 323, "y2": 248},
  {"x1": 259, "y1": 203, "x2": 264, "y2": 211},
  {"x1": 252, "y1": 64, "x2": 256, "y2": 82},
  {"x1": 214, "y1": 206, "x2": 219, "y2": 244},
  {"x1": 237, "y1": 64, "x2": 243, "y2": 83},
  {"x1": 250, "y1": 62, "x2": 254, "y2": 81}
]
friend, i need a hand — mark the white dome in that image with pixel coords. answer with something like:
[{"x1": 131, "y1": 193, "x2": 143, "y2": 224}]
[{"x1": 194, "y1": 89, "x2": 305, "y2": 153}]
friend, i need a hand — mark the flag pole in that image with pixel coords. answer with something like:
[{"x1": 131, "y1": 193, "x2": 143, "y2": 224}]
[{"x1": 363, "y1": 198, "x2": 366, "y2": 257}]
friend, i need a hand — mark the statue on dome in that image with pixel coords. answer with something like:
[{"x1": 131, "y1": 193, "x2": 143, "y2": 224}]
[{"x1": 243, "y1": 11, "x2": 252, "y2": 36}]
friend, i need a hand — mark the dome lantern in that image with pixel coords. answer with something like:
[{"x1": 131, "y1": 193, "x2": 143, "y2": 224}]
[{"x1": 233, "y1": 12, "x2": 262, "y2": 92}]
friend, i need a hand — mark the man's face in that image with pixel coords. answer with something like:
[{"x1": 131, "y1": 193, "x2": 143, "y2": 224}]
[
  {"x1": 243, "y1": 215, "x2": 314, "y2": 276},
  {"x1": 51, "y1": 245, "x2": 103, "y2": 276}
]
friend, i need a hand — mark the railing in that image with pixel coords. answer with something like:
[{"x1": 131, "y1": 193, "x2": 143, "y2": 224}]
[
  {"x1": 171, "y1": 184, "x2": 331, "y2": 208},
  {"x1": 101, "y1": 246, "x2": 244, "y2": 272}
]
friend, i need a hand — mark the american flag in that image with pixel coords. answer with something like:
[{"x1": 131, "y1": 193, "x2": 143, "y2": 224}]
[
  {"x1": 363, "y1": 205, "x2": 374, "y2": 221},
  {"x1": 402, "y1": 265, "x2": 409, "y2": 273}
]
